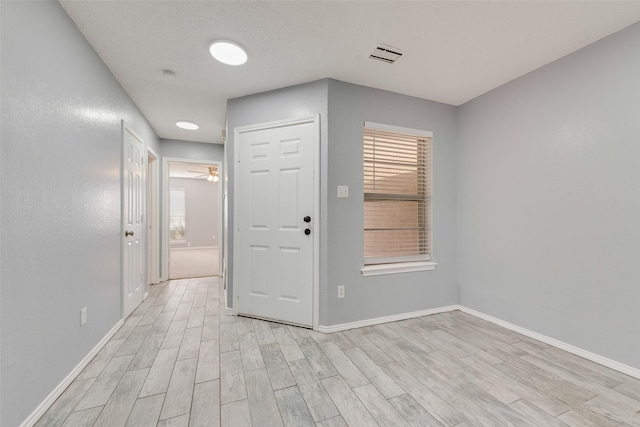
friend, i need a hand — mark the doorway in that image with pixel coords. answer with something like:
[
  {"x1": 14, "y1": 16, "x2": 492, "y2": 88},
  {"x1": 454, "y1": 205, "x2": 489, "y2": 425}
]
[
  {"x1": 163, "y1": 159, "x2": 223, "y2": 280},
  {"x1": 234, "y1": 116, "x2": 320, "y2": 327}
]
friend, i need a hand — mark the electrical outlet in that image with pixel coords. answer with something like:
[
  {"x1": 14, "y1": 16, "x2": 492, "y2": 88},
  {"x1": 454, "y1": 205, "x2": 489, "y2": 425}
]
[
  {"x1": 337, "y1": 286, "x2": 345, "y2": 298},
  {"x1": 337, "y1": 185, "x2": 349, "y2": 198},
  {"x1": 80, "y1": 307, "x2": 87, "y2": 326}
]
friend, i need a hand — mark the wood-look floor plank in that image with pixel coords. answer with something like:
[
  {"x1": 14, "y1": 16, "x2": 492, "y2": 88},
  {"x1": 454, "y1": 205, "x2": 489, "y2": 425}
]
[
  {"x1": 239, "y1": 332, "x2": 265, "y2": 371},
  {"x1": 388, "y1": 394, "x2": 444, "y2": 427},
  {"x1": 319, "y1": 341, "x2": 369, "y2": 388},
  {"x1": 344, "y1": 347, "x2": 404, "y2": 399},
  {"x1": 245, "y1": 368, "x2": 284, "y2": 427},
  {"x1": 177, "y1": 326, "x2": 202, "y2": 360},
  {"x1": 75, "y1": 355, "x2": 133, "y2": 411},
  {"x1": 161, "y1": 319, "x2": 188, "y2": 350},
  {"x1": 150, "y1": 311, "x2": 176, "y2": 336},
  {"x1": 220, "y1": 321, "x2": 240, "y2": 353},
  {"x1": 34, "y1": 379, "x2": 97, "y2": 427},
  {"x1": 383, "y1": 362, "x2": 464, "y2": 426},
  {"x1": 261, "y1": 342, "x2": 295, "y2": 390},
  {"x1": 115, "y1": 324, "x2": 152, "y2": 357},
  {"x1": 315, "y1": 416, "x2": 348, "y2": 427},
  {"x1": 77, "y1": 339, "x2": 125, "y2": 380},
  {"x1": 125, "y1": 394, "x2": 165, "y2": 427},
  {"x1": 190, "y1": 380, "x2": 221, "y2": 427},
  {"x1": 195, "y1": 338, "x2": 220, "y2": 383},
  {"x1": 138, "y1": 304, "x2": 164, "y2": 326},
  {"x1": 157, "y1": 414, "x2": 190, "y2": 427},
  {"x1": 220, "y1": 350, "x2": 247, "y2": 404},
  {"x1": 273, "y1": 326, "x2": 305, "y2": 361},
  {"x1": 201, "y1": 315, "x2": 220, "y2": 341},
  {"x1": 353, "y1": 384, "x2": 409, "y2": 427},
  {"x1": 159, "y1": 358, "x2": 197, "y2": 420},
  {"x1": 60, "y1": 407, "x2": 102, "y2": 427},
  {"x1": 93, "y1": 368, "x2": 148, "y2": 427},
  {"x1": 253, "y1": 319, "x2": 277, "y2": 344},
  {"x1": 236, "y1": 316, "x2": 256, "y2": 335},
  {"x1": 461, "y1": 356, "x2": 568, "y2": 416},
  {"x1": 221, "y1": 399, "x2": 252, "y2": 427},
  {"x1": 297, "y1": 337, "x2": 339, "y2": 379},
  {"x1": 174, "y1": 301, "x2": 194, "y2": 322},
  {"x1": 321, "y1": 375, "x2": 378, "y2": 427},
  {"x1": 274, "y1": 386, "x2": 315, "y2": 427},
  {"x1": 112, "y1": 315, "x2": 143, "y2": 341},
  {"x1": 129, "y1": 333, "x2": 164, "y2": 370},
  {"x1": 139, "y1": 347, "x2": 179, "y2": 398},
  {"x1": 187, "y1": 306, "x2": 206, "y2": 329},
  {"x1": 509, "y1": 399, "x2": 570, "y2": 427}
]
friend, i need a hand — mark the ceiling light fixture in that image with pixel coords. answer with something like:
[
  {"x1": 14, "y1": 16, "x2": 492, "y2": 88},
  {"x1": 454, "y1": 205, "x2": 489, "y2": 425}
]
[
  {"x1": 209, "y1": 40, "x2": 247, "y2": 66},
  {"x1": 176, "y1": 121, "x2": 199, "y2": 130}
]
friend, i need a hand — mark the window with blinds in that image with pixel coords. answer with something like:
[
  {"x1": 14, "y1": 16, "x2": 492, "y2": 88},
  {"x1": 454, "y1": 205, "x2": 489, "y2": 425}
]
[{"x1": 363, "y1": 123, "x2": 432, "y2": 265}]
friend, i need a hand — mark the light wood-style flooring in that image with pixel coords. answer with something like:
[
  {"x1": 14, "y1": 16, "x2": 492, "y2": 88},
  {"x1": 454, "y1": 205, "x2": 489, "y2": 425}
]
[{"x1": 37, "y1": 277, "x2": 640, "y2": 426}]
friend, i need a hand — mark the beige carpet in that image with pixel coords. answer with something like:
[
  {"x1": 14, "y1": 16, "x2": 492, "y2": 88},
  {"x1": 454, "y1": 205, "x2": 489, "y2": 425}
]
[{"x1": 169, "y1": 247, "x2": 219, "y2": 279}]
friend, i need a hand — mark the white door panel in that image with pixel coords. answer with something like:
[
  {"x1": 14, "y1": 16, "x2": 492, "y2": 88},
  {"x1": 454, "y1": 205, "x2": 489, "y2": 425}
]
[
  {"x1": 236, "y1": 118, "x2": 317, "y2": 327},
  {"x1": 123, "y1": 126, "x2": 145, "y2": 318}
]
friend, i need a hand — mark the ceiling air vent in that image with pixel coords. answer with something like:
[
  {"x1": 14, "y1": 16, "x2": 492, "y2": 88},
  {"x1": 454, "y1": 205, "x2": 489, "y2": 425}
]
[{"x1": 369, "y1": 44, "x2": 403, "y2": 64}]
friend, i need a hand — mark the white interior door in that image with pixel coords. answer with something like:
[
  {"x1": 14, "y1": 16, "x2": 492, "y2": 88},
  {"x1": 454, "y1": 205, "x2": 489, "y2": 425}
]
[
  {"x1": 235, "y1": 117, "x2": 318, "y2": 327},
  {"x1": 122, "y1": 126, "x2": 145, "y2": 318}
]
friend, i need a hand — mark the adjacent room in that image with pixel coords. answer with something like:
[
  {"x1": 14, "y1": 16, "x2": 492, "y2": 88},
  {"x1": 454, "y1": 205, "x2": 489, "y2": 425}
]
[{"x1": 2, "y1": 1, "x2": 640, "y2": 426}]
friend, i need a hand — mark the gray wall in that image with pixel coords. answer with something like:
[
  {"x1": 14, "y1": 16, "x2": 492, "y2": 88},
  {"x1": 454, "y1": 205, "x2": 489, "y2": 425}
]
[
  {"x1": 325, "y1": 80, "x2": 458, "y2": 325},
  {"x1": 169, "y1": 178, "x2": 219, "y2": 248},
  {"x1": 226, "y1": 80, "x2": 330, "y2": 310},
  {"x1": 0, "y1": 2, "x2": 159, "y2": 426},
  {"x1": 457, "y1": 22, "x2": 640, "y2": 370},
  {"x1": 160, "y1": 139, "x2": 224, "y2": 161},
  {"x1": 226, "y1": 79, "x2": 458, "y2": 326}
]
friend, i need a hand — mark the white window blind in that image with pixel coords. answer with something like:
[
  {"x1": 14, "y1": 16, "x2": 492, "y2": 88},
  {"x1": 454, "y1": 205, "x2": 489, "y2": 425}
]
[{"x1": 363, "y1": 123, "x2": 432, "y2": 265}]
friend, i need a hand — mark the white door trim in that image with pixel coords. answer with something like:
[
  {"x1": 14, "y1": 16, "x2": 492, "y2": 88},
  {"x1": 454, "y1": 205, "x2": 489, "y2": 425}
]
[
  {"x1": 161, "y1": 157, "x2": 224, "y2": 281},
  {"x1": 147, "y1": 148, "x2": 160, "y2": 286},
  {"x1": 233, "y1": 115, "x2": 320, "y2": 330}
]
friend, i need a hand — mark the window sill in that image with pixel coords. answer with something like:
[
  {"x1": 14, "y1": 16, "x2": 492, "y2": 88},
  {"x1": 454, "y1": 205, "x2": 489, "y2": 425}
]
[{"x1": 361, "y1": 261, "x2": 437, "y2": 277}]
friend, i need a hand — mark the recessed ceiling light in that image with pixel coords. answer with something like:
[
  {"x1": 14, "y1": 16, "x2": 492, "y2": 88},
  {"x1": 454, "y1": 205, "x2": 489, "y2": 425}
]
[
  {"x1": 209, "y1": 40, "x2": 247, "y2": 66},
  {"x1": 176, "y1": 121, "x2": 199, "y2": 130}
]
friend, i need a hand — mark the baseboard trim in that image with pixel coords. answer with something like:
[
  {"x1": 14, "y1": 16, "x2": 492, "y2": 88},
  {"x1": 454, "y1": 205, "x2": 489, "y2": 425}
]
[
  {"x1": 170, "y1": 245, "x2": 218, "y2": 251},
  {"x1": 457, "y1": 305, "x2": 640, "y2": 380},
  {"x1": 318, "y1": 305, "x2": 459, "y2": 333},
  {"x1": 20, "y1": 319, "x2": 125, "y2": 427}
]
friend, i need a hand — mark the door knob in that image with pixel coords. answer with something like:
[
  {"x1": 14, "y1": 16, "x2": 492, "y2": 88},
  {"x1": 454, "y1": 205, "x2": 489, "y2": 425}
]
[
  {"x1": 303, "y1": 216, "x2": 311, "y2": 223},
  {"x1": 125, "y1": 231, "x2": 134, "y2": 237},
  {"x1": 304, "y1": 229, "x2": 311, "y2": 235}
]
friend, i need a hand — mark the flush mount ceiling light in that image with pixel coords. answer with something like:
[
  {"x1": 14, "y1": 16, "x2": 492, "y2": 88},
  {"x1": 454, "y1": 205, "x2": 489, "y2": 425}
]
[
  {"x1": 176, "y1": 121, "x2": 199, "y2": 130},
  {"x1": 209, "y1": 40, "x2": 247, "y2": 66}
]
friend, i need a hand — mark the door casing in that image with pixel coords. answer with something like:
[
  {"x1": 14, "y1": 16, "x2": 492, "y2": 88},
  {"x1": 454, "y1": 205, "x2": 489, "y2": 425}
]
[
  {"x1": 233, "y1": 115, "x2": 320, "y2": 330},
  {"x1": 161, "y1": 157, "x2": 224, "y2": 281}
]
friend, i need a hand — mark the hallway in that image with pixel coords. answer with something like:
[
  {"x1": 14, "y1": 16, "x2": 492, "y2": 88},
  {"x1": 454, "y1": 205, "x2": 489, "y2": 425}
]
[{"x1": 36, "y1": 278, "x2": 640, "y2": 426}]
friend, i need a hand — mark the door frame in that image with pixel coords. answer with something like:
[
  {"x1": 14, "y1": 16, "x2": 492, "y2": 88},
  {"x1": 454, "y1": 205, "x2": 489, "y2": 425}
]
[
  {"x1": 121, "y1": 122, "x2": 147, "y2": 318},
  {"x1": 162, "y1": 157, "x2": 224, "y2": 281},
  {"x1": 233, "y1": 115, "x2": 320, "y2": 330},
  {"x1": 147, "y1": 148, "x2": 160, "y2": 287}
]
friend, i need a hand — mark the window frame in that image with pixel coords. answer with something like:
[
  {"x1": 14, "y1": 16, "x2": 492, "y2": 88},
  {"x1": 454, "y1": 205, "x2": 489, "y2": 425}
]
[{"x1": 361, "y1": 122, "x2": 437, "y2": 276}]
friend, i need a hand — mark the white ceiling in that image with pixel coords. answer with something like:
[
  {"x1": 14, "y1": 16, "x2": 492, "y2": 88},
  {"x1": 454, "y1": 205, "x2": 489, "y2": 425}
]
[{"x1": 60, "y1": 1, "x2": 640, "y2": 145}]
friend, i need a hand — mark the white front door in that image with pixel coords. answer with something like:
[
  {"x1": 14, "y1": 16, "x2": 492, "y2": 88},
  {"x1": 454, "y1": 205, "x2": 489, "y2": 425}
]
[
  {"x1": 235, "y1": 116, "x2": 318, "y2": 327},
  {"x1": 122, "y1": 125, "x2": 145, "y2": 318}
]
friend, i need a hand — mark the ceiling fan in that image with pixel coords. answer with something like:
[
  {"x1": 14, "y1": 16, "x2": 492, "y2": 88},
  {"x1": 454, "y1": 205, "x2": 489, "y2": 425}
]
[{"x1": 187, "y1": 166, "x2": 219, "y2": 182}]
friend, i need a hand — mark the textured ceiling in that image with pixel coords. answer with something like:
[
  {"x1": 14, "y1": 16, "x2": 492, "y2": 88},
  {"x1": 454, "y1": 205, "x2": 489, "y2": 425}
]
[{"x1": 60, "y1": 1, "x2": 640, "y2": 144}]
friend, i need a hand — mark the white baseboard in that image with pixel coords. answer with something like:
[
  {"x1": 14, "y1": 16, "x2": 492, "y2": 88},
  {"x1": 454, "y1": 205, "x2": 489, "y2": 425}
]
[
  {"x1": 457, "y1": 305, "x2": 640, "y2": 380},
  {"x1": 318, "y1": 305, "x2": 459, "y2": 333},
  {"x1": 317, "y1": 304, "x2": 640, "y2": 380},
  {"x1": 20, "y1": 319, "x2": 125, "y2": 427},
  {"x1": 170, "y1": 245, "x2": 218, "y2": 251}
]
